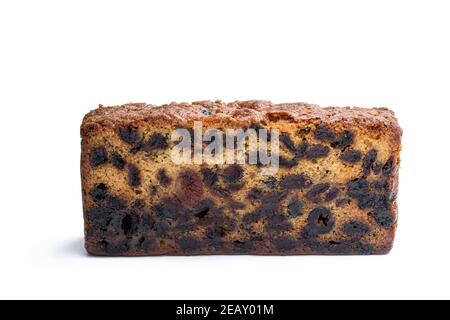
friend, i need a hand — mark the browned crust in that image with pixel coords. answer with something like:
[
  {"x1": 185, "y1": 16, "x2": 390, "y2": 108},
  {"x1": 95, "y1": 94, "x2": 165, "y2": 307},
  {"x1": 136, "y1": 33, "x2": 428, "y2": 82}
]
[{"x1": 81, "y1": 100, "x2": 402, "y2": 143}]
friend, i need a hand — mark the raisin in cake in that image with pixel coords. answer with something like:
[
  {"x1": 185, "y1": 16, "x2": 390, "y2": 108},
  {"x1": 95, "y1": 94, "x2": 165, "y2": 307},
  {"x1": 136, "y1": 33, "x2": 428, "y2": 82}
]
[{"x1": 81, "y1": 100, "x2": 402, "y2": 256}]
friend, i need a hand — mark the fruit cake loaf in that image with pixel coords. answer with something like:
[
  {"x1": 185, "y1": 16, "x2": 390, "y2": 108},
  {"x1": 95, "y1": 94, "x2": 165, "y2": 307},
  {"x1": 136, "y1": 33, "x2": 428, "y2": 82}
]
[{"x1": 81, "y1": 100, "x2": 402, "y2": 256}]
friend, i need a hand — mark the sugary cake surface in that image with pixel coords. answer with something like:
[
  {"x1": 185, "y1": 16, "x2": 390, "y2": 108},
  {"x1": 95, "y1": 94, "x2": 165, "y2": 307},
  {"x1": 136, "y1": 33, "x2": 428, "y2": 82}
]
[{"x1": 81, "y1": 100, "x2": 402, "y2": 256}]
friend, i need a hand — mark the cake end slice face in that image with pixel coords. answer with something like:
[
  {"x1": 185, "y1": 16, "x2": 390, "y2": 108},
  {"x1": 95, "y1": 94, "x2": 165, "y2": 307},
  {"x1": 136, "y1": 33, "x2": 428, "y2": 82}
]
[{"x1": 81, "y1": 101, "x2": 402, "y2": 256}]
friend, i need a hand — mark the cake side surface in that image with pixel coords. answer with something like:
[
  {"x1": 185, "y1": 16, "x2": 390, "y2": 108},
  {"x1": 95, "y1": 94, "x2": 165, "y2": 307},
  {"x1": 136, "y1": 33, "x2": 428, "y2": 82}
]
[{"x1": 81, "y1": 101, "x2": 401, "y2": 256}]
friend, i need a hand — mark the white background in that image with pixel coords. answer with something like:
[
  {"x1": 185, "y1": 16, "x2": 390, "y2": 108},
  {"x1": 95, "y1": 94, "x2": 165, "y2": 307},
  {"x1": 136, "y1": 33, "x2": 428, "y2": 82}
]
[{"x1": 0, "y1": 0, "x2": 449, "y2": 300}]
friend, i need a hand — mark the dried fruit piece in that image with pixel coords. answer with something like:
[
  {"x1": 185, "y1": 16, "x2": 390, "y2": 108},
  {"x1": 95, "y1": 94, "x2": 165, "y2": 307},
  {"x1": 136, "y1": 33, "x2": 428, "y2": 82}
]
[
  {"x1": 343, "y1": 221, "x2": 370, "y2": 237},
  {"x1": 267, "y1": 214, "x2": 293, "y2": 232},
  {"x1": 331, "y1": 131, "x2": 354, "y2": 150},
  {"x1": 177, "y1": 237, "x2": 201, "y2": 251},
  {"x1": 221, "y1": 164, "x2": 244, "y2": 183},
  {"x1": 118, "y1": 126, "x2": 140, "y2": 144},
  {"x1": 295, "y1": 142, "x2": 309, "y2": 158},
  {"x1": 128, "y1": 164, "x2": 141, "y2": 187},
  {"x1": 306, "y1": 183, "x2": 330, "y2": 203},
  {"x1": 121, "y1": 213, "x2": 140, "y2": 237},
  {"x1": 306, "y1": 144, "x2": 330, "y2": 160},
  {"x1": 263, "y1": 176, "x2": 278, "y2": 189},
  {"x1": 298, "y1": 127, "x2": 311, "y2": 138},
  {"x1": 278, "y1": 156, "x2": 298, "y2": 168},
  {"x1": 176, "y1": 169, "x2": 204, "y2": 206},
  {"x1": 155, "y1": 198, "x2": 184, "y2": 220},
  {"x1": 132, "y1": 133, "x2": 169, "y2": 154},
  {"x1": 371, "y1": 179, "x2": 388, "y2": 191},
  {"x1": 326, "y1": 241, "x2": 349, "y2": 254},
  {"x1": 280, "y1": 133, "x2": 296, "y2": 152},
  {"x1": 335, "y1": 198, "x2": 350, "y2": 207},
  {"x1": 287, "y1": 200, "x2": 304, "y2": 217},
  {"x1": 315, "y1": 125, "x2": 336, "y2": 141},
  {"x1": 353, "y1": 241, "x2": 374, "y2": 255},
  {"x1": 340, "y1": 150, "x2": 362, "y2": 164},
  {"x1": 347, "y1": 178, "x2": 375, "y2": 209},
  {"x1": 280, "y1": 174, "x2": 312, "y2": 190},
  {"x1": 372, "y1": 208, "x2": 394, "y2": 229},
  {"x1": 192, "y1": 199, "x2": 214, "y2": 219},
  {"x1": 141, "y1": 214, "x2": 155, "y2": 230},
  {"x1": 347, "y1": 178, "x2": 370, "y2": 198},
  {"x1": 324, "y1": 187, "x2": 340, "y2": 202},
  {"x1": 89, "y1": 147, "x2": 108, "y2": 167},
  {"x1": 154, "y1": 220, "x2": 169, "y2": 236},
  {"x1": 299, "y1": 229, "x2": 322, "y2": 250},
  {"x1": 307, "y1": 207, "x2": 335, "y2": 234},
  {"x1": 100, "y1": 240, "x2": 129, "y2": 255},
  {"x1": 90, "y1": 183, "x2": 108, "y2": 201},
  {"x1": 253, "y1": 203, "x2": 277, "y2": 219},
  {"x1": 383, "y1": 158, "x2": 394, "y2": 176},
  {"x1": 359, "y1": 193, "x2": 378, "y2": 209},
  {"x1": 315, "y1": 125, "x2": 354, "y2": 150},
  {"x1": 157, "y1": 168, "x2": 172, "y2": 186},
  {"x1": 363, "y1": 149, "x2": 378, "y2": 176},
  {"x1": 201, "y1": 167, "x2": 218, "y2": 187},
  {"x1": 347, "y1": 177, "x2": 393, "y2": 210},
  {"x1": 242, "y1": 212, "x2": 261, "y2": 224},
  {"x1": 143, "y1": 133, "x2": 169, "y2": 152},
  {"x1": 372, "y1": 162, "x2": 383, "y2": 175},
  {"x1": 173, "y1": 213, "x2": 193, "y2": 231},
  {"x1": 111, "y1": 153, "x2": 126, "y2": 170},
  {"x1": 103, "y1": 195, "x2": 126, "y2": 210},
  {"x1": 138, "y1": 237, "x2": 154, "y2": 250},
  {"x1": 89, "y1": 207, "x2": 113, "y2": 229}
]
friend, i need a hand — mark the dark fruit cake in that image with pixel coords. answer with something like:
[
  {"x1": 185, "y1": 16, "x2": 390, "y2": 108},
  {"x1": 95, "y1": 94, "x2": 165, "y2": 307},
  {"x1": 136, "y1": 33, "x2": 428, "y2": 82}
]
[{"x1": 81, "y1": 100, "x2": 402, "y2": 256}]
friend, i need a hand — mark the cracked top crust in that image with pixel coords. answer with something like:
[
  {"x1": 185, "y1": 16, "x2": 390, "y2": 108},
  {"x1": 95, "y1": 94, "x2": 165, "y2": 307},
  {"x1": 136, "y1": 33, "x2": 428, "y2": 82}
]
[{"x1": 81, "y1": 100, "x2": 402, "y2": 141}]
